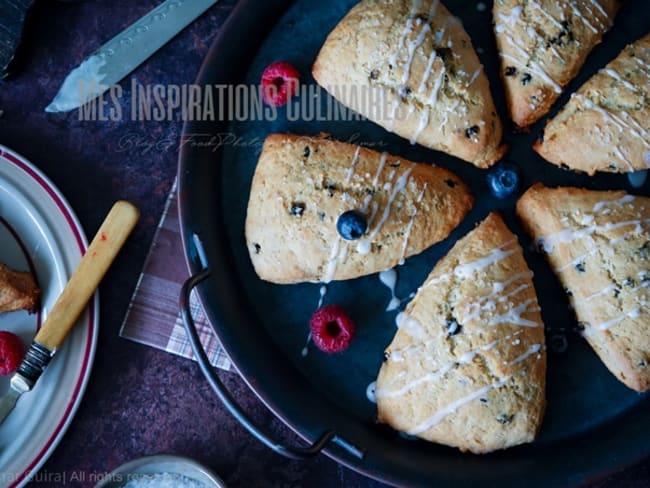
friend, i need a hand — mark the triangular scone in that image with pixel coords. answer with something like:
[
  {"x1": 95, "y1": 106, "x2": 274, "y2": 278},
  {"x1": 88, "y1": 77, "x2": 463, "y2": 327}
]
[
  {"x1": 245, "y1": 134, "x2": 474, "y2": 284},
  {"x1": 534, "y1": 33, "x2": 650, "y2": 174},
  {"x1": 312, "y1": 0, "x2": 506, "y2": 168},
  {"x1": 517, "y1": 184, "x2": 650, "y2": 392},
  {"x1": 376, "y1": 213, "x2": 546, "y2": 453},
  {"x1": 494, "y1": 0, "x2": 621, "y2": 128},
  {"x1": 0, "y1": 264, "x2": 39, "y2": 314}
]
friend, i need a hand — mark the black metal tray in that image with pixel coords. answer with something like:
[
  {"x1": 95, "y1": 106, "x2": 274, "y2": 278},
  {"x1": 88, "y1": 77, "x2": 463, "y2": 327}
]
[{"x1": 178, "y1": 1, "x2": 650, "y2": 486}]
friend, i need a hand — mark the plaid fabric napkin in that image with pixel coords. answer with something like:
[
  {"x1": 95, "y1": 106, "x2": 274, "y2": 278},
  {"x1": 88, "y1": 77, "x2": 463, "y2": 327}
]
[{"x1": 120, "y1": 180, "x2": 231, "y2": 371}]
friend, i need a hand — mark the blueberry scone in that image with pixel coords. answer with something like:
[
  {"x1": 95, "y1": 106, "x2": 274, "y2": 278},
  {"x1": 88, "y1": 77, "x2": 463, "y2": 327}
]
[
  {"x1": 517, "y1": 184, "x2": 650, "y2": 392},
  {"x1": 312, "y1": 0, "x2": 507, "y2": 168},
  {"x1": 376, "y1": 213, "x2": 546, "y2": 453},
  {"x1": 0, "y1": 263, "x2": 40, "y2": 314},
  {"x1": 245, "y1": 134, "x2": 474, "y2": 284},
  {"x1": 534, "y1": 33, "x2": 650, "y2": 174},
  {"x1": 494, "y1": 0, "x2": 621, "y2": 129}
]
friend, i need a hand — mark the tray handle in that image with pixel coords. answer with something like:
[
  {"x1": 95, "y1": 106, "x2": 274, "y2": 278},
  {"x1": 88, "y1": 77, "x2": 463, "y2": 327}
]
[{"x1": 180, "y1": 269, "x2": 364, "y2": 461}]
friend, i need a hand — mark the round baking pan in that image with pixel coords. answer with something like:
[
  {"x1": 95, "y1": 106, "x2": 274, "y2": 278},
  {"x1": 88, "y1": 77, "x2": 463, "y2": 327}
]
[{"x1": 178, "y1": 0, "x2": 650, "y2": 486}]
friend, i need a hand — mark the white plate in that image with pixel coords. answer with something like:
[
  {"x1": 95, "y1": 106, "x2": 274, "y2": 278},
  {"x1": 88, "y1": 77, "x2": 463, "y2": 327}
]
[{"x1": 0, "y1": 146, "x2": 98, "y2": 488}]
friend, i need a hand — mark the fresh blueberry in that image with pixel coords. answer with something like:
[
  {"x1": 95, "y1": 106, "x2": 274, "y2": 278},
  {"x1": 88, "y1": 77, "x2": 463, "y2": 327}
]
[
  {"x1": 336, "y1": 210, "x2": 368, "y2": 240},
  {"x1": 487, "y1": 162, "x2": 521, "y2": 199}
]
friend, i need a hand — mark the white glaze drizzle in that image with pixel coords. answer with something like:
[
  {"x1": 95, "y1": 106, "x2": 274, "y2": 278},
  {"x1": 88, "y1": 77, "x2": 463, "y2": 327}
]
[
  {"x1": 552, "y1": 195, "x2": 637, "y2": 270},
  {"x1": 389, "y1": 1, "x2": 418, "y2": 68},
  {"x1": 396, "y1": 311, "x2": 427, "y2": 339},
  {"x1": 467, "y1": 67, "x2": 482, "y2": 86},
  {"x1": 495, "y1": 6, "x2": 522, "y2": 34},
  {"x1": 632, "y1": 56, "x2": 650, "y2": 79},
  {"x1": 569, "y1": 3, "x2": 598, "y2": 33},
  {"x1": 317, "y1": 285, "x2": 327, "y2": 308},
  {"x1": 439, "y1": 99, "x2": 459, "y2": 135},
  {"x1": 402, "y1": 23, "x2": 432, "y2": 85},
  {"x1": 528, "y1": 0, "x2": 563, "y2": 30},
  {"x1": 421, "y1": 272, "x2": 451, "y2": 290},
  {"x1": 463, "y1": 272, "x2": 533, "y2": 323},
  {"x1": 378, "y1": 330, "x2": 527, "y2": 398},
  {"x1": 538, "y1": 219, "x2": 649, "y2": 253},
  {"x1": 360, "y1": 154, "x2": 391, "y2": 215},
  {"x1": 577, "y1": 278, "x2": 650, "y2": 313},
  {"x1": 411, "y1": 67, "x2": 446, "y2": 144},
  {"x1": 613, "y1": 146, "x2": 636, "y2": 171},
  {"x1": 577, "y1": 96, "x2": 650, "y2": 150},
  {"x1": 387, "y1": 6, "x2": 416, "y2": 131},
  {"x1": 323, "y1": 239, "x2": 341, "y2": 284},
  {"x1": 573, "y1": 284, "x2": 618, "y2": 306},
  {"x1": 380, "y1": 268, "x2": 402, "y2": 311},
  {"x1": 301, "y1": 332, "x2": 312, "y2": 357},
  {"x1": 582, "y1": 306, "x2": 643, "y2": 336},
  {"x1": 454, "y1": 240, "x2": 517, "y2": 278},
  {"x1": 371, "y1": 152, "x2": 389, "y2": 188},
  {"x1": 592, "y1": 194, "x2": 635, "y2": 213},
  {"x1": 548, "y1": 43, "x2": 564, "y2": 61},
  {"x1": 377, "y1": 359, "x2": 456, "y2": 399},
  {"x1": 406, "y1": 377, "x2": 509, "y2": 435},
  {"x1": 428, "y1": 0, "x2": 440, "y2": 19},
  {"x1": 419, "y1": 49, "x2": 439, "y2": 93},
  {"x1": 604, "y1": 68, "x2": 639, "y2": 93},
  {"x1": 500, "y1": 42, "x2": 562, "y2": 93},
  {"x1": 399, "y1": 184, "x2": 427, "y2": 265},
  {"x1": 554, "y1": 244, "x2": 597, "y2": 273},
  {"x1": 366, "y1": 381, "x2": 377, "y2": 403},
  {"x1": 344, "y1": 146, "x2": 361, "y2": 185},
  {"x1": 356, "y1": 168, "x2": 413, "y2": 254},
  {"x1": 434, "y1": 21, "x2": 448, "y2": 47},
  {"x1": 387, "y1": 337, "x2": 436, "y2": 363},
  {"x1": 487, "y1": 298, "x2": 541, "y2": 327},
  {"x1": 302, "y1": 285, "x2": 330, "y2": 357},
  {"x1": 426, "y1": 68, "x2": 447, "y2": 107},
  {"x1": 509, "y1": 344, "x2": 541, "y2": 365},
  {"x1": 387, "y1": 0, "x2": 439, "y2": 130},
  {"x1": 408, "y1": 7, "x2": 453, "y2": 143},
  {"x1": 322, "y1": 147, "x2": 366, "y2": 283},
  {"x1": 589, "y1": 0, "x2": 608, "y2": 19},
  {"x1": 387, "y1": 98, "x2": 402, "y2": 130},
  {"x1": 619, "y1": 111, "x2": 650, "y2": 145},
  {"x1": 494, "y1": 3, "x2": 565, "y2": 91}
]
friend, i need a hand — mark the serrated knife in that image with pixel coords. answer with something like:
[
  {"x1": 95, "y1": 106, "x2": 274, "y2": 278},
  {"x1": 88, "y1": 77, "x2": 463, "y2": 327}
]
[
  {"x1": 45, "y1": 0, "x2": 218, "y2": 113},
  {"x1": 0, "y1": 201, "x2": 139, "y2": 425}
]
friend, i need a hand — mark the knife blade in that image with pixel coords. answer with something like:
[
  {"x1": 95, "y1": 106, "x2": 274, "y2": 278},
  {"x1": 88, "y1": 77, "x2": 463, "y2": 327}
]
[
  {"x1": 45, "y1": 0, "x2": 218, "y2": 113},
  {"x1": 0, "y1": 383, "x2": 22, "y2": 422},
  {"x1": 0, "y1": 201, "x2": 140, "y2": 425}
]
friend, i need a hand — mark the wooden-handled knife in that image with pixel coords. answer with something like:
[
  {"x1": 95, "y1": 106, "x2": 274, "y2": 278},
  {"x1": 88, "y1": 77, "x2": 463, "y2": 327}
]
[{"x1": 0, "y1": 201, "x2": 139, "y2": 425}]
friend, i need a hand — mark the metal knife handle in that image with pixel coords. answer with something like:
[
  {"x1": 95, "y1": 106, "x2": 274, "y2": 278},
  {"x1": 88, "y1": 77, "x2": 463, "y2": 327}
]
[
  {"x1": 34, "y1": 201, "x2": 139, "y2": 352},
  {"x1": 15, "y1": 342, "x2": 52, "y2": 388}
]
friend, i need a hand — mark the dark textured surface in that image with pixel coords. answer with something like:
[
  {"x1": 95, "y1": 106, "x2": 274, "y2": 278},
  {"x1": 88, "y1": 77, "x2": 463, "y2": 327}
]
[
  {"x1": 0, "y1": 0, "x2": 646, "y2": 487},
  {"x1": 0, "y1": 0, "x2": 35, "y2": 78}
]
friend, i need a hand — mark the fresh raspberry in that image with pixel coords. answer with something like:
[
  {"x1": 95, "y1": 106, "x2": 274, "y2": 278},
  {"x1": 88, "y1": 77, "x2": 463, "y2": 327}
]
[
  {"x1": 309, "y1": 305, "x2": 355, "y2": 353},
  {"x1": 0, "y1": 331, "x2": 24, "y2": 375},
  {"x1": 261, "y1": 61, "x2": 300, "y2": 107}
]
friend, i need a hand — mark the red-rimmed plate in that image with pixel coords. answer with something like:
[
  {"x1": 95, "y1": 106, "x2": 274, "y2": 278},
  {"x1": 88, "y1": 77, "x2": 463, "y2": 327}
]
[{"x1": 0, "y1": 145, "x2": 98, "y2": 488}]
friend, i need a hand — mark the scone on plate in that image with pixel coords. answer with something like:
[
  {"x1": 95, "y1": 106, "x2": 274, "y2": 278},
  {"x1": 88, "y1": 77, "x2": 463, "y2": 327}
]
[
  {"x1": 534, "y1": 33, "x2": 650, "y2": 174},
  {"x1": 312, "y1": 0, "x2": 507, "y2": 168},
  {"x1": 0, "y1": 263, "x2": 40, "y2": 314},
  {"x1": 494, "y1": 0, "x2": 621, "y2": 129},
  {"x1": 517, "y1": 184, "x2": 650, "y2": 392},
  {"x1": 245, "y1": 134, "x2": 474, "y2": 284},
  {"x1": 376, "y1": 213, "x2": 546, "y2": 453}
]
